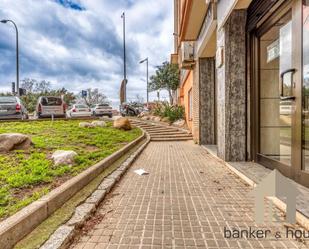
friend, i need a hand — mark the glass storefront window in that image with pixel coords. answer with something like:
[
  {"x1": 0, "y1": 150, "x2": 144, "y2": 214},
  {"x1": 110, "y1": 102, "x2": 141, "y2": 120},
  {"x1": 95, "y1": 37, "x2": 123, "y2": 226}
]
[{"x1": 259, "y1": 12, "x2": 292, "y2": 166}]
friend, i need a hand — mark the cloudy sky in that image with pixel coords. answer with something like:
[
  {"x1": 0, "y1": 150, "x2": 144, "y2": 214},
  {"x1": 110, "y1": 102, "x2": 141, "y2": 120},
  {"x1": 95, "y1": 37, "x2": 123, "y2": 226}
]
[{"x1": 0, "y1": 0, "x2": 173, "y2": 107}]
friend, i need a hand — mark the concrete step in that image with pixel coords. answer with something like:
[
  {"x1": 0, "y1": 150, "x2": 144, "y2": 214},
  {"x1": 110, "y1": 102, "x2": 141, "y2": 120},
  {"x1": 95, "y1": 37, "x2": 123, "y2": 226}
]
[
  {"x1": 151, "y1": 137, "x2": 193, "y2": 141},
  {"x1": 145, "y1": 128, "x2": 188, "y2": 133},
  {"x1": 135, "y1": 125, "x2": 157, "y2": 129},
  {"x1": 144, "y1": 127, "x2": 180, "y2": 132},
  {"x1": 150, "y1": 134, "x2": 192, "y2": 139},
  {"x1": 147, "y1": 131, "x2": 187, "y2": 135},
  {"x1": 131, "y1": 122, "x2": 154, "y2": 126}
]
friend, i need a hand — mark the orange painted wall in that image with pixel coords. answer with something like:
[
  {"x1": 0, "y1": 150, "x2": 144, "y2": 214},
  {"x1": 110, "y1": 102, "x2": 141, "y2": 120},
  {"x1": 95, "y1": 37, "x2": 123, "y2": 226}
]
[{"x1": 181, "y1": 70, "x2": 193, "y2": 132}]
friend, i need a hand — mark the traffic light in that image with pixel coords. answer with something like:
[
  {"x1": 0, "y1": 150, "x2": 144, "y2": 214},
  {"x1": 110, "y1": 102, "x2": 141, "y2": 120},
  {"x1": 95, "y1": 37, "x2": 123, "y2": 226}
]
[{"x1": 12, "y1": 82, "x2": 15, "y2": 94}]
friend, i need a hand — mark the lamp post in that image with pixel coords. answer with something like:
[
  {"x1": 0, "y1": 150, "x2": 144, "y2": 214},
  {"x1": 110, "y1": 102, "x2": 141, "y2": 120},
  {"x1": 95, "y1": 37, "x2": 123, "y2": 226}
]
[
  {"x1": 121, "y1": 12, "x2": 127, "y2": 103},
  {"x1": 139, "y1": 57, "x2": 149, "y2": 105},
  {"x1": 1, "y1": 19, "x2": 19, "y2": 96}
]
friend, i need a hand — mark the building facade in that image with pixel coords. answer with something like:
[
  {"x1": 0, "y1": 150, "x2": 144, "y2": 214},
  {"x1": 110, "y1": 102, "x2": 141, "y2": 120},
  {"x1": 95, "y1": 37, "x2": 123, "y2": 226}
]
[{"x1": 172, "y1": 0, "x2": 309, "y2": 188}]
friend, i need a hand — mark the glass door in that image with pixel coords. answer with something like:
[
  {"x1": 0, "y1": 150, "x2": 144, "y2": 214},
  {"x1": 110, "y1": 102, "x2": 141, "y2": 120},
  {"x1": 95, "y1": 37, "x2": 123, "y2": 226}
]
[
  {"x1": 257, "y1": 6, "x2": 295, "y2": 177},
  {"x1": 254, "y1": 0, "x2": 309, "y2": 187}
]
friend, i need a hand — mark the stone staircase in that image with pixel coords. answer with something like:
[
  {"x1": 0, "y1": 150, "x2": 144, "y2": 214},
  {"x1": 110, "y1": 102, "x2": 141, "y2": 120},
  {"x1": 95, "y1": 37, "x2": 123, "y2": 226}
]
[{"x1": 130, "y1": 119, "x2": 193, "y2": 141}]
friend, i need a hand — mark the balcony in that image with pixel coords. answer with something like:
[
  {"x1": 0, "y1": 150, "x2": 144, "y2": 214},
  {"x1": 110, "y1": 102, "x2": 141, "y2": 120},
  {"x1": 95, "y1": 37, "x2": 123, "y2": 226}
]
[
  {"x1": 179, "y1": 0, "x2": 208, "y2": 41},
  {"x1": 196, "y1": 1, "x2": 217, "y2": 57}
]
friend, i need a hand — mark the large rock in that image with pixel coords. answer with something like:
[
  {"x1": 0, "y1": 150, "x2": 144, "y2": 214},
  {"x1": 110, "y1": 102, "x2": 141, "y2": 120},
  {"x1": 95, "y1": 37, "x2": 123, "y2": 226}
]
[
  {"x1": 0, "y1": 133, "x2": 32, "y2": 153},
  {"x1": 91, "y1": 121, "x2": 106, "y2": 127},
  {"x1": 113, "y1": 117, "x2": 132, "y2": 131},
  {"x1": 161, "y1": 117, "x2": 171, "y2": 124},
  {"x1": 141, "y1": 116, "x2": 150, "y2": 120},
  {"x1": 173, "y1": 119, "x2": 186, "y2": 127},
  {"x1": 51, "y1": 150, "x2": 78, "y2": 166},
  {"x1": 138, "y1": 111, "x2": 148, "y2": 118},
  {"x1": 79, "y1": 122, "x2": 94, "y2": 128},
  {"x1": 153, "y1": 116, "x2": 161, "y2": 122}
]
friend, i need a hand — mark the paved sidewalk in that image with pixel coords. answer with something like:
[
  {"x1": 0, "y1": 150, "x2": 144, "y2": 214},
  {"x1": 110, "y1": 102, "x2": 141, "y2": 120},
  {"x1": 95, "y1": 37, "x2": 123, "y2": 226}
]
[
  {"x1": 69, "y1": 141, "x2": 308, "y2": 249},
  {"x1": 204, "y1": 145, "x2": 309, "y2": 218}
]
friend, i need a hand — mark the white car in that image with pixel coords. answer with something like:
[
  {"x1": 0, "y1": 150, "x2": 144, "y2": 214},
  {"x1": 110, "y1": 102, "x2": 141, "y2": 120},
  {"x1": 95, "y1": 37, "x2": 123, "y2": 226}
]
[
  {"x1": 67, "y1": 104, "x2": 92, "y2": 118},
  {"x1": 91, "y1": 103, "x2": 113, "y2": 118},
  {"x1": 36, "y1": 96, "x2": 66, "y2": 118}
]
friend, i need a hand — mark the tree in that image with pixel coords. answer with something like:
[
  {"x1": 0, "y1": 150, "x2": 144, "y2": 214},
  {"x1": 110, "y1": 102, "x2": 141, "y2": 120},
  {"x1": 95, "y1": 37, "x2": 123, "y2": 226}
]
[
  {"x1": 34, "y1": 80, "x2": 51, "y2": 93},
  {"x1": 149, "y1": 62, "x2": 179, "y2": 104},
  {"x1": 78, "y1": 88, "x2": 109, "y2": 107},
  {"x1": 21, "y1": 78, "x2": 51, "y2": 93},
  {"x1": 21, "y1": 78, "x2": 36, "y2": 93},
  {"x1": 20, "y1": 78, "x2": 76, "y2": 112}
]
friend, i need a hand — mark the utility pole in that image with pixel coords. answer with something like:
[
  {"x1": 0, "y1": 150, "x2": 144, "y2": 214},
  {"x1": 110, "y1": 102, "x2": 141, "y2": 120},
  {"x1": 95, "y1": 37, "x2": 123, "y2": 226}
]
[
  {"x1": 1, "y1": 19, "x2": 19, "y2": 96},
  {"x1": 139, "y1": 57, "x2": 149, "y2": 105},
  {"x1": 121, "y1": 12, "x2": 127, "y2": 103}
]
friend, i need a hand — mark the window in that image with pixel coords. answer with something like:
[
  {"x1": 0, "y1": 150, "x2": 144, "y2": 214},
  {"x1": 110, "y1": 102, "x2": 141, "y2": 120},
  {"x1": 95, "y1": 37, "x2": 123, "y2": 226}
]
[
  {"x1": 188, "y1": 88, "x2": 192, "y2": 120},
  {"x1": 41, "y1": 97, "x2": 62, "y2": 106}
]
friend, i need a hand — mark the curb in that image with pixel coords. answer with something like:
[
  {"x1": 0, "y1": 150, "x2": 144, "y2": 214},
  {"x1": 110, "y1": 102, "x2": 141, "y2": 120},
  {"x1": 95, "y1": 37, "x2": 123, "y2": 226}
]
[
  {"x1": 0, "y1": 117, "x2": 100, "y2": 123},
  {"x1": 203, "y1": 147, "x2": 309, "y2": 231},
  {"x1": 0, "y1": 130, "x2": 146, "y2": 249},
  {"x1": 40, "y1": 133, "x2": 151, "y2": 249}
]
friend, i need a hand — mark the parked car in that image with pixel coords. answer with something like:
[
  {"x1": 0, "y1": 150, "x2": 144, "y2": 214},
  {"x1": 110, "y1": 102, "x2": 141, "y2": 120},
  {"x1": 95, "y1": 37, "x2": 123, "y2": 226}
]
[
  {"x1": 0, "y1": 96, "x2": 28, "y2": 120},
  {"x1": 35, "y1": 96, "x2": 66, "y2": 118},
  {"x1": 67, "y1": 104, "x2": 92, "y2": 118},
  {"x1": 92, "y1": 103, "x2": 113, "y2": 118}
]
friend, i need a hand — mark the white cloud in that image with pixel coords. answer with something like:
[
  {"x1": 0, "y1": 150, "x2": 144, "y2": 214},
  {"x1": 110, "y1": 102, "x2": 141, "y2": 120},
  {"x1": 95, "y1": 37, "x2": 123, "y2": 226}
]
[{"x1": 0, "y1": 0, "x2": 173, "y2": 108}]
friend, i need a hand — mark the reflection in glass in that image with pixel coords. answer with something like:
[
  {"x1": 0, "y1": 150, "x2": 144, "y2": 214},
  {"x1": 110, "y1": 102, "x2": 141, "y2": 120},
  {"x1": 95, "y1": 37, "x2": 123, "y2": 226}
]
[
  {"x1": 259, "y1": 12, "x2": 292, "y2": 166},
  {"x1": 302, "y1": 2, "x2": 309, "y2": 171}
]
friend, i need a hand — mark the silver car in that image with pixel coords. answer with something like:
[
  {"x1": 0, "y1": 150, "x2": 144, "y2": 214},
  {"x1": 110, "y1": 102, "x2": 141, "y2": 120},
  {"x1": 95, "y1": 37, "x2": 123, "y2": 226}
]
[
  {"x1": 36, "y1": 96, "x2": 66, "y2": 118},
  {"x1": 92, "y1": 104, "x2": 113, "y2": 118},
  {"x1": 0, "y1": 96, "x2": 28, "y2": 120},
  {"x1": 67, "y1": 104, "x2": 92, "y2": 118}
]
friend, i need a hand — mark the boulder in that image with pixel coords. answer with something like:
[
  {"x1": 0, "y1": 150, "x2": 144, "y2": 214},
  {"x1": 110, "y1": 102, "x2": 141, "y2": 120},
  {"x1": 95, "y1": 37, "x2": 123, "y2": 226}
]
[
  {"x1": 0, "y1": 133, "x2": 33, "y2": 153},
  {"x1": 91, "y1": 121, "x2": 106, "y2": 127},
  {"x1": 138, "y1": 111, "x2": 148, "y2": 118},
  {"x1": 161, "y1": 117, "x2": 171, "y2": 123},
  {"x1": 113, "y1": 117, "x2": 132, "y2": 131},
  {"x1": 153, "y1": 116, "x2": 161, "y2": 122},
  {"x1": 141, "y1": 116, "x2": 150, "y2": 120},
  {"x1": 173, "y1": 119, "x2": 186, "y2": 127},
  {"x1": 79, "y1": 122, "x2": 94, "y2": 128},
  {"x1": 51, "y1": 150, "x2": 78, "y2": 166}
]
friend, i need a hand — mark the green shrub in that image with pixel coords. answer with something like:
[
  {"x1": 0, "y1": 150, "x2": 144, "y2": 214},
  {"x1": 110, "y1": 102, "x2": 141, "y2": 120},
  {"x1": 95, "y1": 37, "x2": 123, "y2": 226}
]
[{"x1": 152, "y1": 102, "x2": 184, "y2": 123}]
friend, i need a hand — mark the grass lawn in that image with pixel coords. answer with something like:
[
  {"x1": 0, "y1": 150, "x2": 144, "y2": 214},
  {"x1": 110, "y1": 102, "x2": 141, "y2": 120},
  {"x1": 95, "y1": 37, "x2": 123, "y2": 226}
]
[{"x1": 0, "y1": 120, "x2": 141, "y2": 220}]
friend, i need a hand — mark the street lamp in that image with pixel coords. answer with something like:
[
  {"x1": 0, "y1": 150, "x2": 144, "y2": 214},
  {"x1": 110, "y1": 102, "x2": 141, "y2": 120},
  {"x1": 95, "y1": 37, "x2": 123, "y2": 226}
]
[
  {"x1": 1, "y1": 19, "x2": 19, "y2": 96},
  {"x1": 139, "y1": 57, "x2": 149, "y2": 105},
  {"x1": 121, "y1": 12, "x2": 127, "y2": 103}
]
